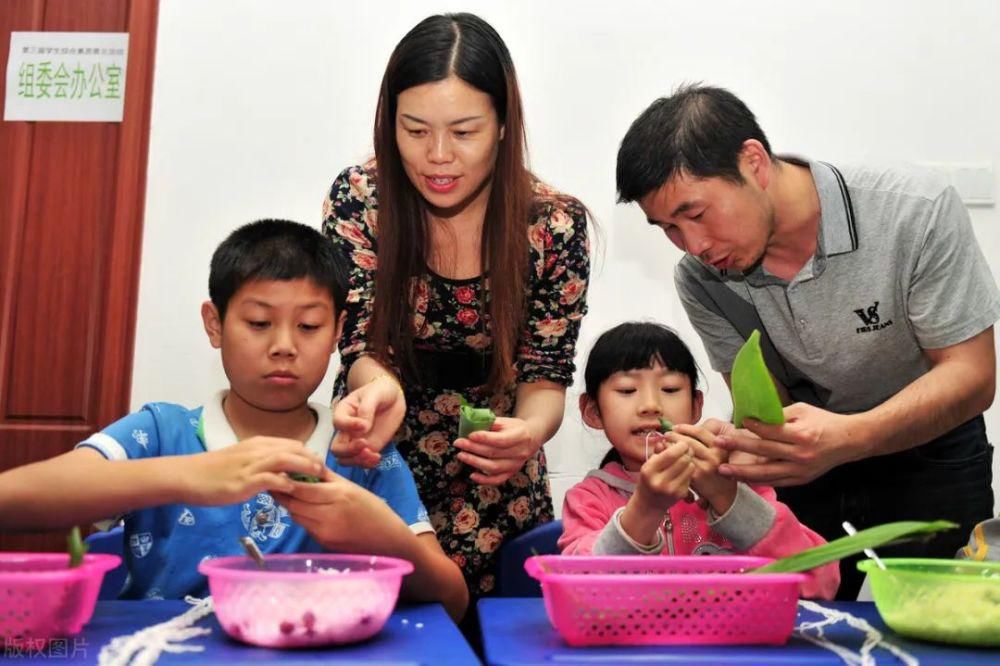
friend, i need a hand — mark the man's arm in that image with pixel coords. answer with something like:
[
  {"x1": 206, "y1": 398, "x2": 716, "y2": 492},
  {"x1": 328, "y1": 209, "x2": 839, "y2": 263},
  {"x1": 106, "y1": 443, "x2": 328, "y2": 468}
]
[
  {"x1": 855, "y1": 326, "x2": 995, "y2": 456},
  {"x1": 715, "y1": 327, "x2": 996, "y2": 486}
]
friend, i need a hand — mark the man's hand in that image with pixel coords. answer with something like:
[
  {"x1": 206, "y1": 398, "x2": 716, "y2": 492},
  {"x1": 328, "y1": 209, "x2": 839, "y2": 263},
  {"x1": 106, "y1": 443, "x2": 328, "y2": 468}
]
[
  {"x1": 331, "y1": 375, "x2": 406, "y2": 467},
  {"x1": 714, "y1": 402, "x2": 865, "y2": 486}
]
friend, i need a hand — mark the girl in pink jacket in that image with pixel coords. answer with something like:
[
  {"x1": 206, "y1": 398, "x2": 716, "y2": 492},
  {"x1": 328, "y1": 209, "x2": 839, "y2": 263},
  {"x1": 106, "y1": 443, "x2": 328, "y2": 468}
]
[{"x1": 559, "y1": 322, "x2": 839, "y2": 599}]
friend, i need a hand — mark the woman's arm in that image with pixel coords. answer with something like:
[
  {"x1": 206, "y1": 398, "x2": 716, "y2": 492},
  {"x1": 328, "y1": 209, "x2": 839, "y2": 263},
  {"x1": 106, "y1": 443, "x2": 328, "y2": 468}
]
[{"x1": 454, "y1": 197, "x2": 591, "y2": 484}]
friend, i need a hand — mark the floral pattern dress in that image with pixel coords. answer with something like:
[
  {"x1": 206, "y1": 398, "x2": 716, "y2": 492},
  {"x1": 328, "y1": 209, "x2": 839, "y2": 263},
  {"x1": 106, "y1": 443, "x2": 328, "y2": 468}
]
[{"x1": 322, "y1": 163, "x2": 590, "y2": 595}]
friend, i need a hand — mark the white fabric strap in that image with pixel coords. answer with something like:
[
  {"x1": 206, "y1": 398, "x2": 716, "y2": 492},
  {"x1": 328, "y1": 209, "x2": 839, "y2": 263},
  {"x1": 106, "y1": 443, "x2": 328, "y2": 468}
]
[
  {"x1": 795, "y1": 599, "x2": 918, "y2": 666},
  {"x1": 98, "y1": 596, "x2": 214, "y2": 666}
]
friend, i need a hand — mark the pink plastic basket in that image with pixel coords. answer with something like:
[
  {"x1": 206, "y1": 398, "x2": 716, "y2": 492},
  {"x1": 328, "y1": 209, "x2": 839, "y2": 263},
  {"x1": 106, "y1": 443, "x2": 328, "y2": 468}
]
[
  {"x1": 525, "y1": 555, "x2": 807, "y2": 646},
  {"x1": 199, "y1": 553, "x2": 413, "y2": 648},
  {"x1": 0, "y1": 552, "x2": 121, "y2": 647}
]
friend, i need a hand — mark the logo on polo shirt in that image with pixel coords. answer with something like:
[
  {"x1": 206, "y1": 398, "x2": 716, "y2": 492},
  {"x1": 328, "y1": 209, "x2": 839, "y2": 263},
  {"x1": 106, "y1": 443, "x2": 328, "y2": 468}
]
[{"x1": 854, "y1": 301, "x2": 893, "y2": 334}]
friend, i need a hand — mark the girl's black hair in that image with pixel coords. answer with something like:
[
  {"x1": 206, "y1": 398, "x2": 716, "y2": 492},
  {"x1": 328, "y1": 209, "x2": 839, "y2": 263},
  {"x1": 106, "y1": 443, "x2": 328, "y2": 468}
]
[{"x1": 583, "y1": 322, "x2": 699, "y2": 467}]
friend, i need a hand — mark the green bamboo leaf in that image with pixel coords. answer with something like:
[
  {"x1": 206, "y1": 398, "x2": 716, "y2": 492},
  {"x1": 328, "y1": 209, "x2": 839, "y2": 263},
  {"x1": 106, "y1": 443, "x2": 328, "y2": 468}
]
[
  {"x1": 751, "y1": 520, "x2": 958, "y2": 574},
  {"x1": 67, "y1": 525, "x2": 89, "y2": 568},
  {"x1": 658, "y1": 417, "x2": 673, "y2": 433},
  {"x1": 458, "y1": 395, "x2": 496, "y2": 438},
  {"x1": 288, "y1": 472, "x2": 321, "y2": 483},
  {"x1": 731, "y1": 330, "x2": 785, "y2": 428}
]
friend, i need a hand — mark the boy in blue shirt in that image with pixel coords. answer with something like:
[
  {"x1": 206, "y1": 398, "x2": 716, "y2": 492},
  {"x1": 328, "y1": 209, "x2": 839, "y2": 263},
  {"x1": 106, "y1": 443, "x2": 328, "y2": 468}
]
[{"x1": 0, "y1": 219, "x2": 468, "y2": 620}]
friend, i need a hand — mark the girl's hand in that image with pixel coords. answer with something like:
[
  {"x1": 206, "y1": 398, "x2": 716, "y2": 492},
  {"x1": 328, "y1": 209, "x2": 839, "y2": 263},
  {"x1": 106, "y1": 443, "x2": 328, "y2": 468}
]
[
  {"x1": 671, "y1": 424, "x2": 738, "y2": 515},
  {"x1": 179, "y1": 437, "x2": 324, "y2": 505},
  {"x1": 331, "y1": 375, "x2": 406, "y2": 468},
  {"x1": 634, "y1": 438, "x2": 695, "y2": 511},
  {"x1": 453, "y1": 417, "x2": 540, "y2": 486},
  {"x1": 618, "y1": 438, "x2": 694, "y2": 546},
  {"x1": 272, "y1": 467, "x2": 409, "y2": 551}
]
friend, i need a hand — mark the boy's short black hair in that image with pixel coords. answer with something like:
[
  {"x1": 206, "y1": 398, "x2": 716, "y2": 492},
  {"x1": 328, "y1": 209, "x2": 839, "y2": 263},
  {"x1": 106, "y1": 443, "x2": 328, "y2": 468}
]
[
  {"x1": 209, "y1": 219, "x2": 348, "y2": 320},
  {"x1": 616, "y1": 83, "x2": 772, "y2": 203}
]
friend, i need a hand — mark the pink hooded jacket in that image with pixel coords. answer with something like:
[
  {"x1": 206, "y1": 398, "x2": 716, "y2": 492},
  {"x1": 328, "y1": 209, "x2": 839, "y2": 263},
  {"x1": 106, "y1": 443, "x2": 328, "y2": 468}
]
[{"x1": 559, "y1": 462, "x2": 839, "y2": 599}]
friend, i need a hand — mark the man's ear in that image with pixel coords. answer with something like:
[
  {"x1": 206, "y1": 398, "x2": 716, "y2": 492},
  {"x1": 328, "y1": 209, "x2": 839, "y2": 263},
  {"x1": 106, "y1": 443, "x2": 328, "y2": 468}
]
[
  {"x1": 201, "y1": 301, "x2": 223, "y2": 349},
  {"x1": 739, "y1": 139, "x2": 772, "y2": 190},
  {"x1": 579, "y1": 393, "x2": 605, "y2": 430},
  {"x1": 691, "y1": 389, "x2": 705, "y2": 423}
]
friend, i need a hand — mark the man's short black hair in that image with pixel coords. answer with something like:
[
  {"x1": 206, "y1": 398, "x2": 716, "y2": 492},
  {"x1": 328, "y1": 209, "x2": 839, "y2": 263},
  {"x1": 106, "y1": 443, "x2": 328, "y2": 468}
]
[
  {"x1": 616, "y1": 83, "x2": 772, "y2": 203},
  {"x1": 208, "y1": 219, "x2": 348, "y2": 320}
]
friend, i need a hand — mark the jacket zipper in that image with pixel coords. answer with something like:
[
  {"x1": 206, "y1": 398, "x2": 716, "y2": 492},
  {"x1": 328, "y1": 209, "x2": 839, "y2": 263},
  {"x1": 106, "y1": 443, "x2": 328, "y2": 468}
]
[{"x1": 662, "y1": 513, "x2": 675, "y2": 555}]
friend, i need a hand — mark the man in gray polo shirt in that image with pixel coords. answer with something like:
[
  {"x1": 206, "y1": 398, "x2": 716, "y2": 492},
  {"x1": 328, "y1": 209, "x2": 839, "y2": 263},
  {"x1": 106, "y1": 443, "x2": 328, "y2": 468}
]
[{"x1": 616, "y1": 84, "x2": 999, "y2": 599}]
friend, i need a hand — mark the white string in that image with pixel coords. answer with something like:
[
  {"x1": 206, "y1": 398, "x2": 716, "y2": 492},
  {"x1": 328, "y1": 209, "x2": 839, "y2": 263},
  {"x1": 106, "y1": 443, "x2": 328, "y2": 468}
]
[
  {"x1": 644, "y1": 431, "x2": 657, "y2": 461},
  {"x1": 795, "y1": 599, "x2": 918, "y2": 666},
  {"x1": 98, "y1": 596, "x2": 214, "y2": 666}
]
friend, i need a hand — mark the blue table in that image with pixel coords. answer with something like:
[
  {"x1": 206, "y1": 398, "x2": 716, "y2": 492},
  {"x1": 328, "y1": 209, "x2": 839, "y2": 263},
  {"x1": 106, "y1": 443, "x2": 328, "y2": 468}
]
[
  {"x1": 5, "y1": 600, "x2": 480, "y2": 665},
  {"x1": 478, "y1": 598, "x2": 998, "y2": 665}
]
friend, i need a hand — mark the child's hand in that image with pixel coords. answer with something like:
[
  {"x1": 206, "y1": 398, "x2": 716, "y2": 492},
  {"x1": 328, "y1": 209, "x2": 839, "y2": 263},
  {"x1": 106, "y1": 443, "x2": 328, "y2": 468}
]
[
  {"x1": 634, "y1": 439, "x2": 695, "y2": 510},
  {"x1": 672, "y1": 424, "x2": 738, "y2": 515},
  {"x1": 697, "y1": 417, "x2": 769, "y2": 465},
  {"x1": 272, "y1": 467, "x2": 409, "y2": 551},
  {"x1": 331, "y1": 375, "x2": 406, "y2": 467},
  {"x1": 619, "y1": 439, "x2": 694, "y2": 547},
  {"x1": 179, "y1": 437, "x2": 324, "y2": 505}
]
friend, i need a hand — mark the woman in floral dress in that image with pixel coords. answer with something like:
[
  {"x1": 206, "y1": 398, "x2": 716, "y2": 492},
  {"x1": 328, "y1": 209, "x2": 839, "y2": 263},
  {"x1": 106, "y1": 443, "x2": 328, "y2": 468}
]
[{"x1": 322, "y1": 13, "x2": 590, "y2": 605}]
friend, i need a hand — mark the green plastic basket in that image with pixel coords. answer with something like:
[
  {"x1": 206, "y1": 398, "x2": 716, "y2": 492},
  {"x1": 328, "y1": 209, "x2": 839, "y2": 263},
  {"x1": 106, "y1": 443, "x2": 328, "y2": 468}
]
[{"x1": 858, "y1": 557, "x2": 1000, "y2": 647}]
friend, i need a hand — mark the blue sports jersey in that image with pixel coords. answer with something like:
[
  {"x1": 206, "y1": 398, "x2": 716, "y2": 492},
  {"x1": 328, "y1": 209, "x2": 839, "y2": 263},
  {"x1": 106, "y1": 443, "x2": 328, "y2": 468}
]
[{"x1": 77, "y1": 392, "x2": 430, "y2": 600}]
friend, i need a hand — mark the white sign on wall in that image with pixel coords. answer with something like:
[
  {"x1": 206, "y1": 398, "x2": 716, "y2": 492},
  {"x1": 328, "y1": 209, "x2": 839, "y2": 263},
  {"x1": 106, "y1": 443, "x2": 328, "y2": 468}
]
[{"x1": 4, "y1": 32, "x2": 129, "y2": 122}]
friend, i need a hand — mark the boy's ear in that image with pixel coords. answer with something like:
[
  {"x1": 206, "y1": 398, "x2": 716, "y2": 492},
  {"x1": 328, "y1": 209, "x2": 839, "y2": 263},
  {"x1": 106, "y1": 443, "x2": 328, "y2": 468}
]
[
  {"x1": 331, "y1": 310, "x2": 346, "y2": 352},
  {"x1": 201, "y1": 301, "x2": 223, "y2": 349},
  {"x1": 691, "y1": 389, "x2": 704, "y2": 423},
  {"x1": 579, "y1": 393, "x2": 604, "y2": 430}
]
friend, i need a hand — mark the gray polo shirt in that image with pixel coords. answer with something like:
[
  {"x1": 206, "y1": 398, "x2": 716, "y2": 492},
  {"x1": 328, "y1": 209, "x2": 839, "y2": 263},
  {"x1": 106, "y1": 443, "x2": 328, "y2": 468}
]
[{"x1": 675, "y1": 160, "x2": 1000, "y2": 414}]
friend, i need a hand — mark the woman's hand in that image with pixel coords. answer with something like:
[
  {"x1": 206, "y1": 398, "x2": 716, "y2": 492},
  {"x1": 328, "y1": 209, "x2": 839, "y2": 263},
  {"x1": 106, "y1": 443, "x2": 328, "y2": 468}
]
[
  {"x1": 331, "y1": 375, "x2": 406, "y2": 468},
  {"x1": 179, "y1": 437, "x2": 324, "y2": 505},
  {"x1": 453, "y1": 417, "x2": 540, "y2": 486}
]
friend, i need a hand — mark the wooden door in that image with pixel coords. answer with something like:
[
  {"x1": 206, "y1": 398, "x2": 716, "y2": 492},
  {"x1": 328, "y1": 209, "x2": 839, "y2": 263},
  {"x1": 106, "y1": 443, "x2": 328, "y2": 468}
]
[{"x1": 0, "y1": 0, "x2": 158, "y2": 551}]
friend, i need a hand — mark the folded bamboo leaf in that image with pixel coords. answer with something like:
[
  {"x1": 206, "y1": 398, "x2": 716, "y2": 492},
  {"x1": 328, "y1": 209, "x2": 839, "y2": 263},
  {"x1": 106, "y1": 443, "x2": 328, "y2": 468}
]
[
  {"x1": 67, "y1": 525, "x2": 89, "y2": 568},
  {"x1": 731, "y1": 330, "x2": 785, "y2": 428},
  {"x1": 458, "y1": 395, "x2": 496, "y2": 438},
  {"x1": 288, "y1": 472, "x2": 321, "y2": 483},
  {"x1": 751, "y1": 520, "x2": 958, "y2": 574},
  {"x1": 659, "y1": 417, "x2": 673, "y2": 433}
]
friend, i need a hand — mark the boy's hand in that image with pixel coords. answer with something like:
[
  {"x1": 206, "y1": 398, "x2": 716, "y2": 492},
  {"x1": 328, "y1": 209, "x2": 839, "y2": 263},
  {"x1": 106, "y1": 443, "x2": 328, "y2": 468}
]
[
  {"x1": 272, "y1": 467, "x2": 409, "y2": 551},
  {"x1": 453, "y1": 417, "x2": 539, "y2": 486},
  {"x1": 672, "y1": 424, "x2": 738, "y2": 515},
  {"x1": 179, "y1": 437, "x2": 324, "y2": 505},
  {"x1": 332, "y1": 376, "x2": 406, "y2": 468}
]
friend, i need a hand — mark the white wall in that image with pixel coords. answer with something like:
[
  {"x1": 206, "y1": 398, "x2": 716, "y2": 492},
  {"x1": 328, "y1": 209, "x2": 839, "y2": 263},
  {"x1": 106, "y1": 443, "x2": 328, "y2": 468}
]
[{"x1": 134, "y1": 0, "x2": 1000, "y2": 515}]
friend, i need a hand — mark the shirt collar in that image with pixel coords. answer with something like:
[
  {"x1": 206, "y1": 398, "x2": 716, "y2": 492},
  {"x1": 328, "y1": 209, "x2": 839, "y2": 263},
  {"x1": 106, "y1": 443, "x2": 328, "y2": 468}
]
[
  {"x1": 717, "y1": 158, "x2": 858, "y2": 286},
  {"x1": 810, "y1": 159, "x2": 859, "y2": 258},
  {"x1": 200, "y1": 390, "x2": 334, "y2": 460}
]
